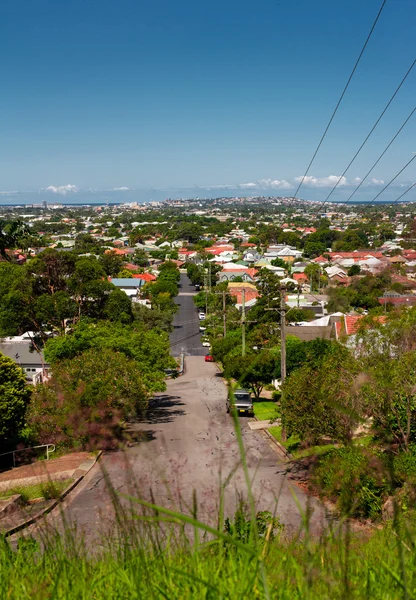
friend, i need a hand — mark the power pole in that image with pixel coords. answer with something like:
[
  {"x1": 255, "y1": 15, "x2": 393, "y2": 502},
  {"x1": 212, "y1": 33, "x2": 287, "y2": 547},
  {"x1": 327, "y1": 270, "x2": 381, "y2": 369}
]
[
  {"x1": 223, "y1": 290, "x2": 227, "y2": 338},
  {"x1": 265, "y1": 283, "x2": 287, "y2": 439},
  {"x1": 280, "y1": 284, "x2": 287, "y2": 384},
  {"x1": 241, "y1": 288, "x2": 246, "y2": 357}
]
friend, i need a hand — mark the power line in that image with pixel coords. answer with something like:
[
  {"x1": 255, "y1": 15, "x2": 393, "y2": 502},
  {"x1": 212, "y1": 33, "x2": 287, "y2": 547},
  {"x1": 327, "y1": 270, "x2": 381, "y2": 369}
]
[
  {"x1": 320, "y1": 59, "x2": 416, "y2": 209},
  {"x1": 381, "y1": 182, "x2": 416, "y2": 211},
  {"x1": 360, "y1": 154, "x2": 416, "y2": 209},
  {"x1": 292, "y1": 0, "x2": 388, "y2": 201},
  {"x1": 344, "y1": 106, "x2": 416, "y2": 203}
]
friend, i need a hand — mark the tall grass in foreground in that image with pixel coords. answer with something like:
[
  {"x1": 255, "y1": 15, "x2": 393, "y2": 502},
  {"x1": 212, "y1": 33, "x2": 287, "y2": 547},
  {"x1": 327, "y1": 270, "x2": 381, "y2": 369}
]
[{"x1": 2, "y1": 391, "x2": 416, "y2": 599}]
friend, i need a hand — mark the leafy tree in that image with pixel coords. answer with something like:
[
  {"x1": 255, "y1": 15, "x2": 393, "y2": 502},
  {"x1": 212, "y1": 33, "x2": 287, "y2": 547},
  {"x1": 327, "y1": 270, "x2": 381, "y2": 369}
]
[
  {"x1": 44, "y1": 321, "x2": 174, "y2": 394},
  {"x1": 0, "y1": 353, "x2": 31, "y2": 444},
  {"x1": 117, "y1": 269, "x2": 133, "y2": 278},
  {"x1": 224, "y1": 349, "x2": 278, "y2": 398},
  {"x1": 285, "y1": 308, "x2": 315, "y2": 323},
  {"x1": 0, "y1": 220, "x2": 31, "y2": 260},
  {"x1": 347, "y1": 264, "x2": 361, "y2": 276},
  {"x1": 27, "y1": 348, "x2": 149, "y2": 449},
  {"x1": 34, "y1": 292, "x2": 77, "y2": 334},
  {"x1": 282, "y1": 343, "x2": 363, "y2": 445},
  {"x1": 132, "y1": 303, "x2": 173, "y2": 333},
  {"x1": 74, "y1": 233, "x2": 102, "y2": 254},
  {"x1": 357, "y1": 308, "x2": 416, "y2": 451},
  {"x1": 103, "y1": 289, "x2": 134, "y2": 323},
  {"x1": 271, "y1": 257, "x2": 289, "y2": 271},
  {"x1": 98, "y1": 253, "x2": 125, "y2": 277},
  {"x1": 132, "y1": 248, "x2": 149, "y2": 267},
  {"x1": 303, "y1": 241, "x2": 327, "y2": 258}
]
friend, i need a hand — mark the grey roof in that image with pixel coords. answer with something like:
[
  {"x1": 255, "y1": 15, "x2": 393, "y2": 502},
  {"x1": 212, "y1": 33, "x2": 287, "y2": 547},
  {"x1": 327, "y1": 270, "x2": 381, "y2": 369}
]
[
  {"x1": 110, "y1": 278, "x2": 144, "y2": 287},
  {"x1": 0, "y1": 342, "x2": 47, "y2": 367}
]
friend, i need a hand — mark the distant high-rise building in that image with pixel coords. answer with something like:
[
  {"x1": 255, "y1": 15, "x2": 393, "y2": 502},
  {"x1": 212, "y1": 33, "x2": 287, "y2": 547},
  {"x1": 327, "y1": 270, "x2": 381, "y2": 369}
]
[{"x1": 42, "y1": 200, "x2": 47, "y2": 209}]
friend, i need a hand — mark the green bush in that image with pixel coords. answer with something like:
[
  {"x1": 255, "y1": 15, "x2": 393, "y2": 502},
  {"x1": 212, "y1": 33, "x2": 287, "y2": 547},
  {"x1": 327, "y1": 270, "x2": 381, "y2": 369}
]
[
  {"x1": 312, "y1": 446, "x2": 390, "y2": 519},
  {"x1": 394, "y1": 445, "x2": 416, "y2": 484}
]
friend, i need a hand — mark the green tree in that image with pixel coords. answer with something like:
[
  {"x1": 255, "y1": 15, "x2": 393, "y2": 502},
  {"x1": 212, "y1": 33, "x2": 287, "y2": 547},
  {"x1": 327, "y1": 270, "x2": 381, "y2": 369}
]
[
  {"x1": 0, "y1": 353, "x2": 31, "y2": 444},
  {"x1": 44, "y1": 321, "x2": 174, "y2": 394},
  {"x1": 0, "y1": 220, "x2": 31, "y2": 260},
  {"x1": 303, "y1": 241, "x2": 327, "y2": 258},
  {"x1": 347, "y1": 264, "x2": 361, "y2": 276},
  {"x1": 132, "y1": 248, "x2": 149, "y2": 267},
  {"x1": 104, "y1": 289, "x2": 134, "y2": 323},
  {"x1": 27, "y1": 348, "x2": 149, "y2": 449},
  {"x1": 282, "y1": 343, "x2": 363, "y2": 445},
  {"x1": 98, "y1": 253, "x2": 125, "y2": 277},
  {"x1": 271, "y1": 257, "x2": 289, "y2": 271},
  {"x1": 224, "y1": 349, "x2": 278, "y2": 398}
]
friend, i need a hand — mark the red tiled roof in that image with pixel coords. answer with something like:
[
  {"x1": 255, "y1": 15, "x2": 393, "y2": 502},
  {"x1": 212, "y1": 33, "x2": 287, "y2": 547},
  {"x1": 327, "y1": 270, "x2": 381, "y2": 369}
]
[
  {"x1": 335, "y1": 315, "x2": 387, "y2": 338},
  {"x1": 132, "y1": 273, "x2": 157, "y2": 282},
  {"x1": 293, "y1": 273, "x2": 308, "y2": 281},
  {"x1": 378, "y1": 297, "x2": 416, "y2": 305},
  {"x1": 228, "y1": 288, "x2": 259, "y2": 304}
]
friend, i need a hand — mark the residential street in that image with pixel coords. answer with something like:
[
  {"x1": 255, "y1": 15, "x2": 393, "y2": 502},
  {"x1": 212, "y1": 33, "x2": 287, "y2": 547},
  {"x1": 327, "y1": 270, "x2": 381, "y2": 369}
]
[
  {"x1": 170, "y1": 273, "x2": 206, "y2": 356},
  {"x1": 52, "y1": 275, "x2": 326, "y2": 542}
]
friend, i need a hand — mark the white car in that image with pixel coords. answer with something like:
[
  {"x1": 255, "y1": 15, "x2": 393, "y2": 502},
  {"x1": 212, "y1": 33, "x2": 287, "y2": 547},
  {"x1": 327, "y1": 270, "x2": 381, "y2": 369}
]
[
  {"x1": 199, "y1": 325, "x2": 206, "y2": 332},
  {"x1": 198, "y1": 313, "x2": 206, "y2": 321},
  {"x1": 202, "y1": 341, "x2": 210, "y2": 348}
]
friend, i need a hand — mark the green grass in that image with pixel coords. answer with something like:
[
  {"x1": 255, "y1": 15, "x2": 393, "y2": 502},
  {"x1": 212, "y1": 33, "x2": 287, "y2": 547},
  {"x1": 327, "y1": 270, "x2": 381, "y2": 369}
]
[
  {"x1": 0, "y1": 478, "x2": 73, "y2": 502},
  {"x1": 2, "y1": 500, "x2": 416, "y2": 599},
  {"x1": 268, "y1": 426, "x2": 302, "y2": 455},
  {"x1": 253, "y1": 401, "x2": 280, "y2": 421}
]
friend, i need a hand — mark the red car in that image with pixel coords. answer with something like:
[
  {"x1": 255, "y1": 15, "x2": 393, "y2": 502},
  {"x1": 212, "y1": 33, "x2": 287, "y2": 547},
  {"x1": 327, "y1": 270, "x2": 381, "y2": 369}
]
[{"x1": 204, "y1": 355, "x2": 214, "y2": 362}]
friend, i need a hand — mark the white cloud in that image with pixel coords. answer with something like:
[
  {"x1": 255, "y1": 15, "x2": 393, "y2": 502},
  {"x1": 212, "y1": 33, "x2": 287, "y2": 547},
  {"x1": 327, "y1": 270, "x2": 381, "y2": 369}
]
[
  {"x1": 238, "y1": 182, "x2": 257, "y2": 189},
  {"x1": 113, "y1": 186, "x2": 130, "y2": 191},
  {"x1": 44, "y1": 184, "x2": 78, "y2": 195},
  {"x1": 0, "y1": 190, "x2": 18, "y2": 195},
  {"x1": 295, "y1": 175, "x2": 348, "y2": 188},
  {"x1": 369, "y1": 178, "x2": 384, "y2": 186},
  {"x1": 238, "y1": 179, "x2": 292, "y2": 190}
]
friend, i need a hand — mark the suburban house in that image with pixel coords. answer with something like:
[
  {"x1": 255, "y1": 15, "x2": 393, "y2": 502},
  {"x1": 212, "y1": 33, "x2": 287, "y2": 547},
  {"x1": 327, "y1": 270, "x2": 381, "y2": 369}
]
[
  {"x1": 227, "y1": 282, "x2": 259, "y2": 310},
  {"x1": 378, "y1": 291, "x2": 416, "y2": 307},
  {"x1": 109, "y1": 278, "x2": 145, "y2": 298},
  {"x1": 218, "y1": 267, "x2": 257, "y2": 283},
  {"x1": 0, "y1": 334, "x2": 49, "y2": 385}
]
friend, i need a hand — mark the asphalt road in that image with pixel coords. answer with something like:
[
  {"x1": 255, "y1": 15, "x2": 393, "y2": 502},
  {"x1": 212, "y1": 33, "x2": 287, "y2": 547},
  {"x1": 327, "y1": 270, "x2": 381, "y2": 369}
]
[
  {"x1": 45, "y1": 275, "x2": 326, "y2": 543},
  {"x1": 170, "y1": 273, "x2": 206, "y2": 356}
]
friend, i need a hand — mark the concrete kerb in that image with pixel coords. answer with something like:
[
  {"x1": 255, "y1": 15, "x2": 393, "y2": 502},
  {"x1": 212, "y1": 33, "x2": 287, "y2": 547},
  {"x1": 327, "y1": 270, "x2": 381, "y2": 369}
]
[
  {"x1": 253, "y1": 415, "x2": 294, "y2": 460},
  {"x1": 3, "y1": 451, "x2": 102, "y2": 538}
]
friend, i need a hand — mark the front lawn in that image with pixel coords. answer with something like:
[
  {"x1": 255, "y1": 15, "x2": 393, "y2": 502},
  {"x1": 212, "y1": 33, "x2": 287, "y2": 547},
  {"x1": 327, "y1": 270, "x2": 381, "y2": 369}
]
[{"x1": 253, "y1": 401, "x2": 279, "y2": 421}]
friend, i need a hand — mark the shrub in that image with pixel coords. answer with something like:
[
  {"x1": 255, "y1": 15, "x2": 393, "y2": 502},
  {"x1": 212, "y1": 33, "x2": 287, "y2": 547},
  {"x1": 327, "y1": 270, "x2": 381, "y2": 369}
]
[
  {"x1": 312, "y1": 446, "x2": 390, "y2": 519},
  {"x1": 393, "y1": 445, "x2": 416, "y2": 484}
]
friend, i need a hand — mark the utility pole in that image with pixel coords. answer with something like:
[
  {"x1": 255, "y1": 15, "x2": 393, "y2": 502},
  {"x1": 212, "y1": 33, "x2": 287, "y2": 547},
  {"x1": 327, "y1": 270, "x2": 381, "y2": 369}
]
[
  {"x1": 265, "y1": 283, "x2": 287, "y2": 440},
  {"x1": 241, "y1": 288, "x2": 246, "y2": 357},
  {"x1": 280, "y1": 284, "x2": 287, "y2": 385},
  {"x1": 222, "y1": 290, "x2": 227, "y2": 338}
]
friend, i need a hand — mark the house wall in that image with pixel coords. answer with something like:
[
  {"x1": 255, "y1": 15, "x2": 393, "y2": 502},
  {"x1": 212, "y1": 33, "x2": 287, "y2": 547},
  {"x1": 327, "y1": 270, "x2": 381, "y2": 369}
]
[{"x1": 287, "y1": 325, "x2": 334, "y2": 341}]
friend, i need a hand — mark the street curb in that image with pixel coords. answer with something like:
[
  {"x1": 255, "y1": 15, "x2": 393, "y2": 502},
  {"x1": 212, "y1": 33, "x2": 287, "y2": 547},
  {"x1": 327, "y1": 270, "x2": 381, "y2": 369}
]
[
  {"x1": 253, "y1": 415, "x2": 294, "y2": 460},
  {"x1": 3, "y1": 451, "x2": 102, "y2": 538}
]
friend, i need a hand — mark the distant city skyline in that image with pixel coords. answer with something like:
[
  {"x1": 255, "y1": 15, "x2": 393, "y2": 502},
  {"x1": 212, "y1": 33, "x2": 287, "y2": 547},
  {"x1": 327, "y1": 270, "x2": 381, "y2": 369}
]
[{"x1": 0, "y1": 0, "x2": 415, "y2": 204}]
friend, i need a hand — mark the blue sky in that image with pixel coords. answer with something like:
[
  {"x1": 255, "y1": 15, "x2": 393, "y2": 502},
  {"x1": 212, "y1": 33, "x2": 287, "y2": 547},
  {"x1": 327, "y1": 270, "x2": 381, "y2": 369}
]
[{"x1": 0, "y1": 0, "x2": 415, "y2": 204}]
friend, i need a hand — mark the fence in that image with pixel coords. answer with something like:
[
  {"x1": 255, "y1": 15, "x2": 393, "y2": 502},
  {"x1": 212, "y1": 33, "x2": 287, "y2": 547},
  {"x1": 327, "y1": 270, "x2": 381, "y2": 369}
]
[{"x1": 0, "y1": 444, "x2": 55, "y2": 473}]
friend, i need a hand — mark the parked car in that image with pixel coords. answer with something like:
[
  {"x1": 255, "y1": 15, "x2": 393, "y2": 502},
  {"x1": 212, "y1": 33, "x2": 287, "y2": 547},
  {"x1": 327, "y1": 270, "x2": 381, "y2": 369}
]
[
  {"x1": 199, "y1": 325, "x2": 206, "y2": 332},
  {"x1": 198, "y1": 312, "x2": 206, "y2": 321},
  {"x1": 204, "y1": 355, "x2": 214, "y2": 362},
  {"x1": 195, "y1": 284, "x2": 201, "y2": 291},
  {"x1": 226, "y1": 389, "x2": 254, "y2": 416},
  {"x1": 202, "y1": 340, "x2": 210, "y2": 348}
]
